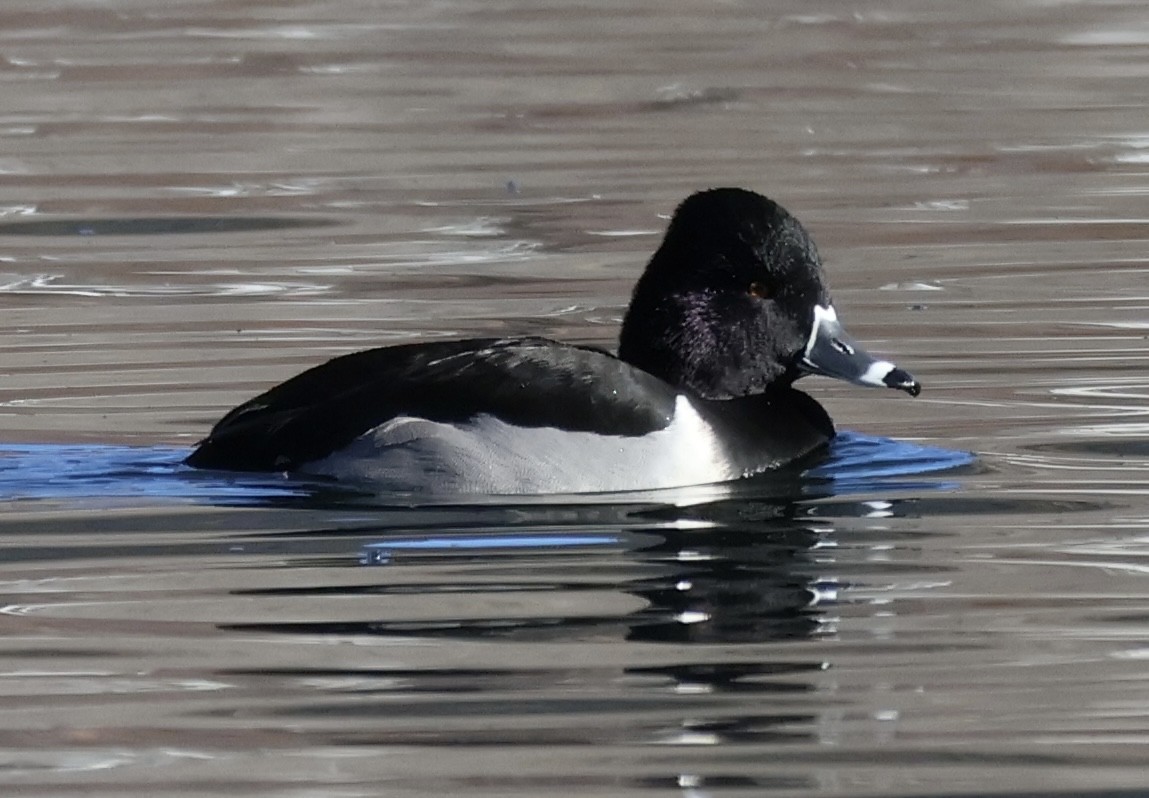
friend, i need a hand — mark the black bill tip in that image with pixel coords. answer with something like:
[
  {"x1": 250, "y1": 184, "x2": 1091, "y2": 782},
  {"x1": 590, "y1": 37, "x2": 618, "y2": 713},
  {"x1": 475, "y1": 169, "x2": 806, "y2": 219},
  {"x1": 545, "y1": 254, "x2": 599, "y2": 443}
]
[{"x1": 883, "y1": 367, "x2": 921, "y2": 397}]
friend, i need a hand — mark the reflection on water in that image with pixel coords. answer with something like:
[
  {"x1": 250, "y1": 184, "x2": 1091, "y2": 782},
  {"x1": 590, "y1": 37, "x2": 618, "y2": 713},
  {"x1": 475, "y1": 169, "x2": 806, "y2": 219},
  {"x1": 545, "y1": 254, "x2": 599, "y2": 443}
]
[
  {"x1": 3, "y1": 467, "x2": 1137, "y2": 795},
  {"x1": 2, "y1": 0, "x2": 1149, "y2": 796},
  {"x1": 0, "y1": 216, "x2": 337, "y2": 237},
  {"x1": 0, "y1": 431, "x2": 973, "y2": 505}
]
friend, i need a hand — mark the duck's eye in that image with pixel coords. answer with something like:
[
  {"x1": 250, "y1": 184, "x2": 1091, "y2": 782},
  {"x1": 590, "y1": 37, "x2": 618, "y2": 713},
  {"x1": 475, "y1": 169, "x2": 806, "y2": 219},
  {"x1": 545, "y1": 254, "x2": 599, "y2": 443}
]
[{"x1": 748, "y1": 281, "x2": 772, "y2": 300}]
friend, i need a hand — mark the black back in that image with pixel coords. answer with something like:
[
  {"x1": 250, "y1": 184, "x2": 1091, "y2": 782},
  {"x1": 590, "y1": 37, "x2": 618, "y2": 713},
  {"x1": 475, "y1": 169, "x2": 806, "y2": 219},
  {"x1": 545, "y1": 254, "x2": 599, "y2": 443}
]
[{"x1": 186, "y1": 337, "x2": 679, "y2": 471}]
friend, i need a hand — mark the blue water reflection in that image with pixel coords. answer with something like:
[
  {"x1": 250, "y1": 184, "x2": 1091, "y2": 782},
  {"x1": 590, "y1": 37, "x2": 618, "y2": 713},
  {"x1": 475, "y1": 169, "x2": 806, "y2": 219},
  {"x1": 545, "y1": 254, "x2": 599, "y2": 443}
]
[
  {"x1": 806, "y1": 431, "x2": 974, "y2": 491},
  {"x1": 0, "y1": 431, "x2": 974, "y2": 505},
  {"x1": 0, "y1": 442, "x2": 312, "y2": 503},
  {"x1": 361, "y1": 534, "x2": 622, "y2": 565}
]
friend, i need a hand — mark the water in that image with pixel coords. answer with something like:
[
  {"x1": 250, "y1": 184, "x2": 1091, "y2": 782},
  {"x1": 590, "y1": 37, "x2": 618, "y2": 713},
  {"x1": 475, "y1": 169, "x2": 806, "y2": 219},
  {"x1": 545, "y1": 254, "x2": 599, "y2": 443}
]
[{"x1": 1, "y1": 1, "x2": 1148, "y2": 795}]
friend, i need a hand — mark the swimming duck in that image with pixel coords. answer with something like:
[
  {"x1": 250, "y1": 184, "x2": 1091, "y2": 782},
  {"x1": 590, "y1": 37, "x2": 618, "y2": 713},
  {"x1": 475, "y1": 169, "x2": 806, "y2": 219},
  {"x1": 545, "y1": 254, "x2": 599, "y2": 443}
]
[{"x1": 186, "y1": 188, "x2": 920, "y2": 494}]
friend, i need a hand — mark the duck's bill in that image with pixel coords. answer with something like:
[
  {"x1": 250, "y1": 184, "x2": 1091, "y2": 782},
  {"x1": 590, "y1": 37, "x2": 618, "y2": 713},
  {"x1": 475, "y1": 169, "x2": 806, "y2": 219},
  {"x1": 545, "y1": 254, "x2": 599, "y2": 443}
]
[{"x1": 798, "y1": 305, "x2": 921, "y2": 397}]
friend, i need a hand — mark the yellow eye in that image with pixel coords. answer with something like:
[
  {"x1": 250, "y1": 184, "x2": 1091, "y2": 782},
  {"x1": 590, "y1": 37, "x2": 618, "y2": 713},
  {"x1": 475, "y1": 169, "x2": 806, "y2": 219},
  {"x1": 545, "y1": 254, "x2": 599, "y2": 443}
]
[{"x1": 748, "y1": 281, "x2": 771, "y2": 299}]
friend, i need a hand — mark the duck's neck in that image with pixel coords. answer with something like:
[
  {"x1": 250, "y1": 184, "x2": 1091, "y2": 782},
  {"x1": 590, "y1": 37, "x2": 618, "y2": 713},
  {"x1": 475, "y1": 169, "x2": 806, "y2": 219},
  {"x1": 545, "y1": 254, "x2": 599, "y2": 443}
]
[
  {"x1": 618, "y1": 292, "x2": 795, "y2": 400},
  {"x1": 617, "y1": 294, "x2": 683, "y2": 386},
  {"x1": 694, "y1": 387, "x2": 835, "y2": 474}
]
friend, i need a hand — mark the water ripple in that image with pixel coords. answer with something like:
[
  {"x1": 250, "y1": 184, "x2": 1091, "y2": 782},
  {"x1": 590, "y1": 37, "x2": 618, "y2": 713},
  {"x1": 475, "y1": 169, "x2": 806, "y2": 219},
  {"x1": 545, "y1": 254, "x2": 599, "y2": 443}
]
[{"x1": 0, "y1": 431, "x2": 971, "y2": 507}]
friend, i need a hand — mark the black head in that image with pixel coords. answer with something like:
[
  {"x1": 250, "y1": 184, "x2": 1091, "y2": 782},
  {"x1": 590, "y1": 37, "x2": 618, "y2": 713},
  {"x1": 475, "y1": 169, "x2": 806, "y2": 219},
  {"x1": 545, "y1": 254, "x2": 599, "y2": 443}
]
[{"x1": 618, "y1": 188, "x2": 830, "y2": 399}]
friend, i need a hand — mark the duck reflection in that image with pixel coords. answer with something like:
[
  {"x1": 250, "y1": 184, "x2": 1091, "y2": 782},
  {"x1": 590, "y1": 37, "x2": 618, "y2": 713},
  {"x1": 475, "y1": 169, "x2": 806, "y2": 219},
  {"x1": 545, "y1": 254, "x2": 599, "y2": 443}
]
[
  {"x1": 214, "y1": 494, "x2": 924, "y2": 763},
  {"x1": 624, "y1": 516, "x2": 829, "y2": 645},
  {"x1": 220, "y1": 493, "x2": 844, "y2": 649}
]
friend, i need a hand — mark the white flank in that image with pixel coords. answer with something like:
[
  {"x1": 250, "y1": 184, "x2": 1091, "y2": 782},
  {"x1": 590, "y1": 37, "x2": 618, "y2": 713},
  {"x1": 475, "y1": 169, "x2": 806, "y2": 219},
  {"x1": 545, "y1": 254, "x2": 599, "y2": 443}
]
[{"x1": 300, "y1": 395, "x2": 737, "y2": 495}]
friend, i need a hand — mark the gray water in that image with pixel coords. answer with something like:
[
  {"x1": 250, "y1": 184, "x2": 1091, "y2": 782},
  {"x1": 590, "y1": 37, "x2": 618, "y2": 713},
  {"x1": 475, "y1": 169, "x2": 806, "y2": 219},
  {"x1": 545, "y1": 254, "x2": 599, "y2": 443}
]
[{"x1": 1, "y1": 1, "x2": 1148, "y2": 796}]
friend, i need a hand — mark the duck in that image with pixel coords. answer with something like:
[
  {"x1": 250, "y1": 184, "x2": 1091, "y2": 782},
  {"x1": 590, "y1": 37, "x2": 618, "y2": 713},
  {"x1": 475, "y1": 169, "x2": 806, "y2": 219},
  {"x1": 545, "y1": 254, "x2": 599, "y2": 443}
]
[{"x1": 186, "y1": 188, "x2": 920, "y2": 494}]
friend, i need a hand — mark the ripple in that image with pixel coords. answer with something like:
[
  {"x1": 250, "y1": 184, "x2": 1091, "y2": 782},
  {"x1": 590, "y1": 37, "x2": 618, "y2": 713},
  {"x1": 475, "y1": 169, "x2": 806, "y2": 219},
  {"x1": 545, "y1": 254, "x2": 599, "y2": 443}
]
[
  {"x1": 0, "y1": 431, "x2": 973, "y2": 508},
  {"x1": 0, "y1": 216, "x2": 338, "y2": 237},
  {"x1": 1023, "y1": 438, "x2": 1149, "y2": 460},
  {"x1": 0, "y1": 274, "x2": 331, "y2": 298},
  {"x1": 1050, "y1": 384, "x2": 1149, "y2": 402}
]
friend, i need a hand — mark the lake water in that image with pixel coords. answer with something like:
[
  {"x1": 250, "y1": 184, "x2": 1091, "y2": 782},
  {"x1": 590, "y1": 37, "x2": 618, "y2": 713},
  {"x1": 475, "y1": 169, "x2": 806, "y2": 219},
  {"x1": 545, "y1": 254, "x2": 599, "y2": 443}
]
[{"x1": 1, "y1": 1, "x2": 1148, "y2": 796}]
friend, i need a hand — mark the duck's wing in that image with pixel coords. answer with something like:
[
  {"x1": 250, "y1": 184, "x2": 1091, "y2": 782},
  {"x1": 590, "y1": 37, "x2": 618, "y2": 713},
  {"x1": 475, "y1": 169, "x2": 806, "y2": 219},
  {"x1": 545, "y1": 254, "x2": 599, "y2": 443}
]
[{"x1": 185, "y1": 337, "x2": 679, "y2": 471}]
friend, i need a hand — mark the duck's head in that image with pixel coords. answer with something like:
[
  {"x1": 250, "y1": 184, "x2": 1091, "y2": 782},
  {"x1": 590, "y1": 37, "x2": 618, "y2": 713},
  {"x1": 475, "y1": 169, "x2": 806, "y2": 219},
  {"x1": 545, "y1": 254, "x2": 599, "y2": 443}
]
[{"x1": 618, "y1": 187, "x2": 920, "y2": 400}]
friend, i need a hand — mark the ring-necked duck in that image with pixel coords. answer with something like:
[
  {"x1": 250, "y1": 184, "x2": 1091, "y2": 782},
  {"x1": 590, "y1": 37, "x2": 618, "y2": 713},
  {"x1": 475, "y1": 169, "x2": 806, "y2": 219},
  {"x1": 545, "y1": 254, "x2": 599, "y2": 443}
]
[{"x1": 187, "y1": 188, "x2": 920, "y2": 494}]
